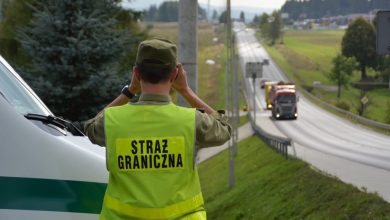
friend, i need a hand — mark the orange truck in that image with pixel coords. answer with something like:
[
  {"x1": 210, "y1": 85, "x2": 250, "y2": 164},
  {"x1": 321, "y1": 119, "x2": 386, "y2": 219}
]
[
  {"x1": 264, "y1": 81, "x2": 277, "y2": 109},
  {"x1": 270, "y1": 82, "x2": 298, "y2": 120}
]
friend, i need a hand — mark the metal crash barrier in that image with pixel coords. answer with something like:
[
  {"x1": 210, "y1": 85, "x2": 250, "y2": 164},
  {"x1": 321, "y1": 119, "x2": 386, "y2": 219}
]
[{"x1": 248, "y1": 113, "x2": 291, "y2": 159}]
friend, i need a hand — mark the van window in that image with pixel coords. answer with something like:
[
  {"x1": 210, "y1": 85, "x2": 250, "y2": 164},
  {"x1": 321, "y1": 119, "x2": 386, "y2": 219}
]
[{"x1": 0, "y1": 62, "x2": 49, "y2": 115}]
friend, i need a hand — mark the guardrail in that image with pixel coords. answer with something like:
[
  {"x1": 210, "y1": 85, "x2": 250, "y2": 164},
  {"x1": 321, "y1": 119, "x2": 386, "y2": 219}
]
[
  {"x1": 247, "y1": 113, "x2": 291, "y2": 159},
  {"x1": 239, "y1": 60, "x2": 292, "y2": 159},
  {"x1": 301, "y1": 89, "x2": 390, "y2": 132}
]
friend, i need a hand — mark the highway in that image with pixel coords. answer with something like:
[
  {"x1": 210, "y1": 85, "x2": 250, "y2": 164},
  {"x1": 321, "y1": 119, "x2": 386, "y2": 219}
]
[{"x1": 234, "y1": 23, "x2": 390, "y2": 201}]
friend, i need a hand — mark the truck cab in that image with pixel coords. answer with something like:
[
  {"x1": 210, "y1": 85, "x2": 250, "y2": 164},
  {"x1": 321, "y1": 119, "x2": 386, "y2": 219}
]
[{"x1": 271, "y1": 83, "x2": 298, "y2": 120}]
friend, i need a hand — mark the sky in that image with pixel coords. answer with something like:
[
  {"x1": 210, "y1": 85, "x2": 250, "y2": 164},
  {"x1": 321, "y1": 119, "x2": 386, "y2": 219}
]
[
  {"x1": 124, "y1": 0, "x2": 287, "y2": 11},
  {"x1": 121, "y1": 0, "x2": 287, "y2": 21},
  {"x1": 198, "y1": 0, "x2": 287, "y2": 10}
]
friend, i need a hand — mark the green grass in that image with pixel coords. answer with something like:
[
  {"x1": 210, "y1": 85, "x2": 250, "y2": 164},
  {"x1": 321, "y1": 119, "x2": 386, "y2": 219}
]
[
  {"x1": 261, "y1": 30, "x2": 345, "y2": 86},
  {"x1": 258, "y1": 30, "x2": 390, "y2": 124},
  {"x1": 199, "y1": 136, "x2": 390, "y2": 219},
  {"x1": 239, "y1": 115, "x2": 249, "y2": 126},
  {"x1": 311, "y1": 87, "x2": 390, "y2": 122},
  {"x1": 365, "y1": 89, "x2": 390, "y2": 123}
]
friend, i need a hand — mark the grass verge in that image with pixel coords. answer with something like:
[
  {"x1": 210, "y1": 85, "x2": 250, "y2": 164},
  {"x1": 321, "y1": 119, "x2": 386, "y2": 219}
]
[
  {"x1": 257, "y1": 30, "x2": 390, "y2": 125},
  {"x1": 199, "y1": 136, "x2": 390, "y2": 219},
  {"x1": 239, "y1": 115, "x2": 248, "y2": 126}
]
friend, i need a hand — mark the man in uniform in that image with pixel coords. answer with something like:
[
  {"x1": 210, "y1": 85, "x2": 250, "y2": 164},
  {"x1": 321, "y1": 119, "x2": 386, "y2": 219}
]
[{"x1": 84, "y1": 38, "x2": 231, "y2": 220}]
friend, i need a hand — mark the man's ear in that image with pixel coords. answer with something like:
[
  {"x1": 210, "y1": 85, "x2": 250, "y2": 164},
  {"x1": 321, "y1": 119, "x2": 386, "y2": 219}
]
[{"x1": 133, "y1": 66, "x2": 141, "y2": 81}]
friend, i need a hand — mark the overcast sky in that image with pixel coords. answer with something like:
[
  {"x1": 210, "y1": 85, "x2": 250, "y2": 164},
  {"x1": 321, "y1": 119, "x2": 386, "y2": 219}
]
[
  {"x1": 124, "y1": 0, "x2": 287, "y2": 10},
  {"x1": 198, "y1": 0, "x2": 287, "y2": 9}
]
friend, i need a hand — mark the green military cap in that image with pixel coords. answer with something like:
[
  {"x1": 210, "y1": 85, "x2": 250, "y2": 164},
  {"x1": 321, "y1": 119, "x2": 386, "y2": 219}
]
[{"x1": 136, "y1": 38, "x2": 177, "y2": 69}]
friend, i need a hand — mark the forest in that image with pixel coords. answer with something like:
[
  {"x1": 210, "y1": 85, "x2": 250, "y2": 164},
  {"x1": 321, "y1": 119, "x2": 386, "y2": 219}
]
[
  {"x1": 281, "y1": 0, "x2": 390, "y2": 20},
  {"x1": 142, "y1": 1, "x2": 207, "y2": 22}
]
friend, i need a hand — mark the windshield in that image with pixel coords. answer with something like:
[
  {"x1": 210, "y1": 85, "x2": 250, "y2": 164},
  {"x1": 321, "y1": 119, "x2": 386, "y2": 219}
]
[
  {"x1": 277, "y1": 95, "x2": 296, "y2": 104},
  {"x1": 0, "y1": 58, "x2": 50, "y2": 115}
]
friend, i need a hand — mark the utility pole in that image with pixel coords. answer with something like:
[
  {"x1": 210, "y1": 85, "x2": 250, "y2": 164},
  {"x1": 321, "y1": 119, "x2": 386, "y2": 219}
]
[
  {"x1": 226, "y1": 0, "x2": 236, "y2": 188},
  {"x1": 232, "y1": 37, "x2": 239, "y2": 157},
  {"x1": 207, "y1": 0, "x2": 210, "y2": 22},
  {"x1": 178, "y1": 0, "x2": 198, "y2": 106},
  {"x1": 375, "y1": 10, "x2": 390, "y2": 90},
  {"x1": 0, "y1": 0, "x2": 2, "y2": 20}
]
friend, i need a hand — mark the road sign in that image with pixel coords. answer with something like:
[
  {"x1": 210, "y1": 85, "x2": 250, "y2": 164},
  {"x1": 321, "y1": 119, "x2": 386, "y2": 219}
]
[
  {"x1": 376, "y1": 10, "x2": 390, "y2": 55},
  {"x1": 245, "y1": 62, "x2": 263, "y2": 78},
  {"x1": 361, "y1": 96, "x2": 369, "y2": 105}
]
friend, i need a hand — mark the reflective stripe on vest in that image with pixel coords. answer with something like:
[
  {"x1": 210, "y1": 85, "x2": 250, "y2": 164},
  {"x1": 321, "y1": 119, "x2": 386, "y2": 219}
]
[
  {"x1": 102, "y1": 103, "x2": 204, "y2": 220},
  {"x1": 103, "y1": 193, "x2": 204, "y2": 219}
]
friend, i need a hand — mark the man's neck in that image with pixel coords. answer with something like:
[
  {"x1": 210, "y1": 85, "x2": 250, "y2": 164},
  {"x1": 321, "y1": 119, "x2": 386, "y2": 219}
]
[{"x1": 141, "y1": 81, "x2": 171, "y2": 95}]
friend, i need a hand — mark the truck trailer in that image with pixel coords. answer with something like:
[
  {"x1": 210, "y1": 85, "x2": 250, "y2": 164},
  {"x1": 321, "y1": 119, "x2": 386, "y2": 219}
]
[{"x1": 264, "y1": 81, "x2": 277, "y2": 109}]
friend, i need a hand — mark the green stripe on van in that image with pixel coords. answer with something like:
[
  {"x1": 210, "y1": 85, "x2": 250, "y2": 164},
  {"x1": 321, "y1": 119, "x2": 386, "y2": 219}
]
[{"x1": 0, "y1": 176, "x2": 106, "y2": 214}]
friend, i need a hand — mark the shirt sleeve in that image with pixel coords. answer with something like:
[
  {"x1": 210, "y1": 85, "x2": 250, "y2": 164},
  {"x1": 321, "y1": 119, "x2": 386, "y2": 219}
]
[
  {"x1": 195, "y1": 110, "x2": 232, "y2": 148},
  {"x1": 84, "y1": 111, "x2": 106, "y2": 147}
]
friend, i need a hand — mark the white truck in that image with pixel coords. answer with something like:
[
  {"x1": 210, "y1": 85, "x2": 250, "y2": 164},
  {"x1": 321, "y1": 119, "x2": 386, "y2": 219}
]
[{"x1": 0, "y1": 55, "x2": 108, "y2": 220}]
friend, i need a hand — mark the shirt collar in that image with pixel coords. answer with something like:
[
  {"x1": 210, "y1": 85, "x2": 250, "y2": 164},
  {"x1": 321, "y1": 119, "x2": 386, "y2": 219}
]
[{"x1": 138, "y1": 93, "x2": 172, "y2": 103}]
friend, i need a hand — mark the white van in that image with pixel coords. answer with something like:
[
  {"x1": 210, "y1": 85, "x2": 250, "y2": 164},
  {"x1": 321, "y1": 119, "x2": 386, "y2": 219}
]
[{"x1": 0, "y1": 55, "x2": 108, "y2": 220}]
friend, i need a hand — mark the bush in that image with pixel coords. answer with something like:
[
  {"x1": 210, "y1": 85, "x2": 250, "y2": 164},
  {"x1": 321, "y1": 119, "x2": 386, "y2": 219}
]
[
  {"x1": 303, "y1": 84, "x2": 314, "y2": 93},
  {"x1": 352, "y1": 82, "x2": 388, "y2": 91},
  {"x1": 335, "y1": 101, "x2": 350, "y2": 111},
  {"x1": 386, "y1": 102, "x2": 390, "y2": 124}
]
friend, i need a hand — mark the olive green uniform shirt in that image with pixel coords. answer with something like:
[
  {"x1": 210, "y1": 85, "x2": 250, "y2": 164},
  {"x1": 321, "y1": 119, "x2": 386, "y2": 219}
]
[{"x1": 84, "y1": 93, "x2": 231, "y2": 148}]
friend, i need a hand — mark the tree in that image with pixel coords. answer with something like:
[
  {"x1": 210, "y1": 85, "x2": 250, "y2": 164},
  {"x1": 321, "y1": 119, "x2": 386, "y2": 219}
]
[
  {"x1": 327, "y1": 54, "x2": 357, "y2": 100},
  {"x1": 342, "y1": 17, "x2": 376, "y2": 80},
  {"x1": 143, "y1": 5, "x2": 159, "y2": 21},
  {"x1": 158, "y1": 1, "x2": 178, "y2": 22},
  {"x1": 219, "y1": 10, "x2": 227, "y2": 24},
  {"x1": 212, "y1": 9, "x2": 218, "y2": 21},
  {"x1": 0, "y1": 0, "x2": 40, "y2": 67},
  {"x1": 114, "y1": 7, "x2": 146, "y2": 75},
  {"x1": 281, "y1": 0, "x2": 390, "y2": 20},
  {"x1": 142, "y1": 2, "x2": 207, "y2": 22},
  {"x1": 269, "y1": 10, "x2": 283, "y2": 45},
  {"x1": 239, "y1": 11, "x2": 245, "y2": 23},
  {"x1": 17, "y1": 0, "x2": 140, "y2": 121},
  {"x1": 252, "y1": 15, "x2": 259, "y2": 24},
  {"x1": 259, "y1": 13, "x2": 270, "y2": 38},
  {"x1": 198, "y1": 5, "x2": 207, "y2": 20}
]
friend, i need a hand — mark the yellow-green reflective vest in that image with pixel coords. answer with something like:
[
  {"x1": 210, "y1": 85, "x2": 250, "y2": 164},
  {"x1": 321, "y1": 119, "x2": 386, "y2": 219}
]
[{"x1": 101, "y1": 103, "x2": 206, "y2": 220}]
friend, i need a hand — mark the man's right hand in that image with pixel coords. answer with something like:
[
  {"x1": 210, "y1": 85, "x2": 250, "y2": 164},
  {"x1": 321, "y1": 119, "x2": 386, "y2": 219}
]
[
  {"x1": 129, "y1": 68, "x2": 141, "y2": 94},
  {"x1": 173, "y1": 64, "x2": 215, "y2": 114},
  {"x1": 173, "y1": 64, "x2": 190, "y2": 94}
]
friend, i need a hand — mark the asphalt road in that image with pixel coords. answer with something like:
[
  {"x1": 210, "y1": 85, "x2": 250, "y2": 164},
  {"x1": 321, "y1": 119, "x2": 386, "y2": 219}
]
[{"x1": 234, "y1": 23, "x2": 390, "y2": 201}]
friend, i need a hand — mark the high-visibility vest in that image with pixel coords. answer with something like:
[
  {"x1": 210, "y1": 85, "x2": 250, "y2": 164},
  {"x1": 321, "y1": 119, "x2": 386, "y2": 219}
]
[{"x1": 101, "y1": 103, "x2": 206, "y2": 220}]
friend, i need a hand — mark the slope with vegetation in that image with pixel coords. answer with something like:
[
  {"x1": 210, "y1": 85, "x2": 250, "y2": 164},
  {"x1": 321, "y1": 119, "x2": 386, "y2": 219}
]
[{"x1": 199, "y1": 136, "x2": 390, "y2": 219}]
